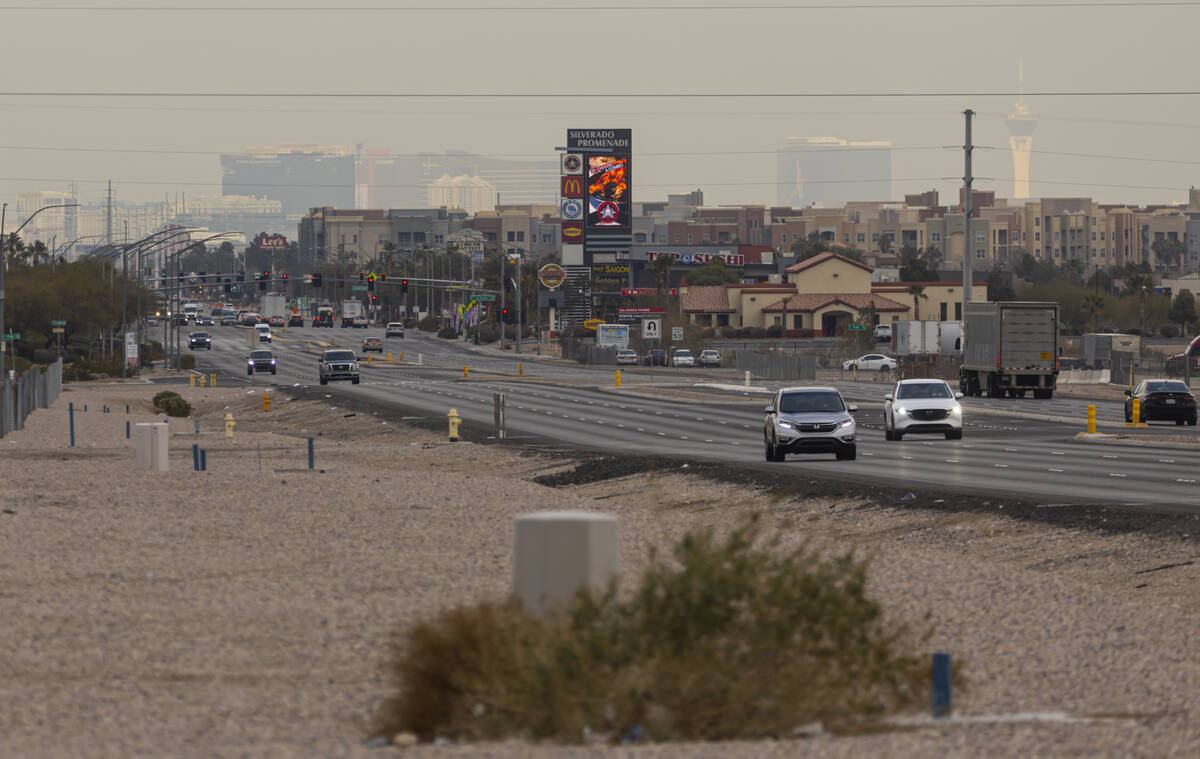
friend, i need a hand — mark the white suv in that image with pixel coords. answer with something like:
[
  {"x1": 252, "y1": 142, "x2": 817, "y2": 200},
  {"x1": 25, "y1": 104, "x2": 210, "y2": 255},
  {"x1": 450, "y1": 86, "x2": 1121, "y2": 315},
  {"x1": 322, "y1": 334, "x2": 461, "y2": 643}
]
[
  {"x1": 763, "y1": 386, "x2": 857, "y2": 462},
  {"x1": 884, "y1": 379, "x2": 964, "y2": 441}
]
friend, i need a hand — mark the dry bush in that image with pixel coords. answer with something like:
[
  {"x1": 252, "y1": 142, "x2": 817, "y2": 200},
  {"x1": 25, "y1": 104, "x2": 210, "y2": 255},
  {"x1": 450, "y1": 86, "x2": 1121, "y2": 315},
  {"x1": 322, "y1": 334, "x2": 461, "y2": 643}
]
[{"x1": 372, "y1": 518, "x2": 929, "y2": 745}]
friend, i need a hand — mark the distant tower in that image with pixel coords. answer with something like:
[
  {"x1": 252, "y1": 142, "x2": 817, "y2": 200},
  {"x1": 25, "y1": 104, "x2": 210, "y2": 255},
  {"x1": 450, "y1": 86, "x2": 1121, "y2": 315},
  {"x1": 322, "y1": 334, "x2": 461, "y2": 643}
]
[{"x1": 1007, "y1": 61, "x2": 1037, "y2": 199}]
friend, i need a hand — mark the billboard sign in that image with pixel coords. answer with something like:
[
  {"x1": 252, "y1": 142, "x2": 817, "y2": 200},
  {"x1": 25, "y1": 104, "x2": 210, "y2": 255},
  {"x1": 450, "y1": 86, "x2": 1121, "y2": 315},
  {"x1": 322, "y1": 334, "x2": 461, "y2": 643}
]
[
  {"x1": 591, "y1": 262, "x2": 630, "y2": 293},
  {"x1": 259, "y1": 234, "x2": 288, "y2": 251},
  {"x1": 586, "y1": 155, "x2": 630, "y2": 230},
  {"x1": 596, "y1": 324, "x2": 630, "y2": 348},
  {"x1": 561, "y1": 175, "x2": 584, "y2": 198},
  {"x1": 645, "y1": 249, "x2": 744, "y2": 267},
  {"x1": 561, "y1": 153, "x2": 583, "y2": 175},
  {"x1": 538, "y1": 263, "x2": 567, "y2": 289},
  {"x1": 560, "y1": 198, "x2": 583, "y2": 220},
  {"x1": 567, "y1": 129, "x2": 632, "y2": 151},
  {"x1": 561, "y1": 222, "x2": 583, "y2": 242}
]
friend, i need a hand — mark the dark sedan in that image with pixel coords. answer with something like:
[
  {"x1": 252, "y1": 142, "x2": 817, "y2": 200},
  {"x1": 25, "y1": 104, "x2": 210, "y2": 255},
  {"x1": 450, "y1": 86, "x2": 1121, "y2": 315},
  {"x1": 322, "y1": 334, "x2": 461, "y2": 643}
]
[
  {"x1": 187, "y1": 331, "x2": 212, "y2": 350},
  {"x1": 1124, "y1": 379, "x2": 1197, "y2": 425},
  {"x1": 643, "y1": 349, "x2": 666, "y2": 367}
]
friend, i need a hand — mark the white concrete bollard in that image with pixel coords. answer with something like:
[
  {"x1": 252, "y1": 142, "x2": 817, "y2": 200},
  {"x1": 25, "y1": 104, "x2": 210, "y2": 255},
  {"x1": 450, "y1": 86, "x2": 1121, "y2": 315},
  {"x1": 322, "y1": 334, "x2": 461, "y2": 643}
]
[
  {"x1": 513, "y1": 511, "x2": 619, "y2": 616},
  {"x1": 134, "y1": 422, "x2": 170, "y2": 472}
]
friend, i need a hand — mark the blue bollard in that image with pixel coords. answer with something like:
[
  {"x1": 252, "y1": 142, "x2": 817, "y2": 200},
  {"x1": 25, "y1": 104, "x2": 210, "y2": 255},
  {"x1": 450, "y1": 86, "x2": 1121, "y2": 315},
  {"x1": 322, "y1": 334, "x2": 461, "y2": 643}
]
[
  {"x1": 126, "y1": 404, "x2": 129, "y2": 414},
  {"x1": 69, "y1": 402, "x2": 75, "y2": 448},
  {"x1": 192, "y1": 443, "x2": 199, "y2": 472},
  {"x1": 200, "y1": 450, "x2": 207, "y2": 471},
  {"x1": 125, "y1": 421, "x2": 130, "y2": 440},
  {"x1": 932, "y1": 652, "x2": 952, "y2": 718},
  {"x1": 84, "y1": 404, "x2": 87, "y2": 412},
  {"x1": 194, "y1": 419, "x2": 199, "y2": 435},
  {"x1": 307, "y1": 437, "x2": 314, "y2": 470}
]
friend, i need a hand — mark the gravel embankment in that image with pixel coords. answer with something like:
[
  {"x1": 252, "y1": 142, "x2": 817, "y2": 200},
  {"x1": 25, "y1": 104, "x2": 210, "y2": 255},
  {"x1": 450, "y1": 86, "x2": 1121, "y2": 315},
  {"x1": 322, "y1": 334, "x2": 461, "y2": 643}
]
[{"x1": 1, "y1": 380, "x2": 1198, "y2": 758}]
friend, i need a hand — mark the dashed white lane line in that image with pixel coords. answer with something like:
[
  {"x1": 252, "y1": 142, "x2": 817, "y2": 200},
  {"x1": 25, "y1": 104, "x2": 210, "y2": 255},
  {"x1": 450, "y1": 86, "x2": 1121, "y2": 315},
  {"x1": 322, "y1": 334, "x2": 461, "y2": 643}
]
[
  {"x1": 1102, "y1": 454, "x2": 1119, "y2": 459},
  {"x1": 945, "y1": 459, "x2": 959, "y2": 463},
  {"x1": 637, "y1": 428, "x2": 645, "y2": 432},
  {"x1": 901, "y1": 456, "x2": 913, "y2": 460},
  {"x1": 1048, "y1": 468, "x2": 1065, "y2": 473},
  {"x1": 1003, "y1": 447, "x2": 1018, "y2": 452},
  {"x1": 705, "y1": 439, "x2": 714, "y2": 443},
  {"x1": 731, "y1": 441, "x2": 741, "y2": 445},
  {"x1": 1108, "y1": 473, "x2": 1127, "y2": 478},
  {"x1": 994, "y1": 464, "x2": 1009, "y2": 468},
  {"x1": 658, "y1": 432, "x2": 666, "y2": 436},
  {"x1": 1177, "y1": 478, "x2": 1198, "y2": 483},
  {"x1": 1160, "y1": 459, "x2": 1176, "y2": 463},
  {"x1": 1050, "y1": 451, "x2": 1065, "y2": 456}
]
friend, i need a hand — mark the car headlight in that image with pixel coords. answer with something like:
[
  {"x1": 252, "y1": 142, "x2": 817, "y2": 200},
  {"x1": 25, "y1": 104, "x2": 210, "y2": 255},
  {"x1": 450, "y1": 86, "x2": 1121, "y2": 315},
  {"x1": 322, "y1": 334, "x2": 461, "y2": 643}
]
[
  {"x1": 838, "y1": 417, "x2": 854, "y2": 428},
  {"x1": 247, "y1": 360, "x2": 254, "y2": 365},
  {"x1": 894, "y1": 406, "x2": 908, "y2": 416},
  {"x1": 951, "y1": 404, "x2": 962, "y2": 415},
  {"x1": 270, "y1": 360, "x2": 276, "y2": 365},
  {"x1": 777, "y1": 420, "x2": 794, "y2": 430}
]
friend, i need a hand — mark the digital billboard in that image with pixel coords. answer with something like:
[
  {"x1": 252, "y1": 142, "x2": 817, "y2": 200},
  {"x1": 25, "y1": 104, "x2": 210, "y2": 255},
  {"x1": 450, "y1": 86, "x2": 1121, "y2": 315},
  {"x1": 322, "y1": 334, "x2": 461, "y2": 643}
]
[{"x1": 586, "y1": 155, "x2": 630, "y2": 231}]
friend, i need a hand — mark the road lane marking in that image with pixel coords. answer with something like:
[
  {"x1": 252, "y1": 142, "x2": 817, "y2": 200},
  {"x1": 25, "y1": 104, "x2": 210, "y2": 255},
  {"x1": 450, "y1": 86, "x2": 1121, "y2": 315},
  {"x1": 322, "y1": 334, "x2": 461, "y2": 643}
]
[
  {"x1": 1004, "y1": 447, "x2": 1017, "y2": 452},
  {"x1": 1108, "y1": 473, "x2": 1127, "y2": 478},
  {"x1": 994, "y1": 464, "x2": 1009, "y2": 468},
  {"x1": 1048, "y1": 468, "x2": 1064, "y2": 473},
  {"x1": 1160, "y1": 459, "x2": 1176, "y2": 463},
  {"x1": 1102, "y1": 455, "x2": 1119, "y2": 459},
  {"x1": 945, "y1": 459, "x2": 959, "y2": 463}
]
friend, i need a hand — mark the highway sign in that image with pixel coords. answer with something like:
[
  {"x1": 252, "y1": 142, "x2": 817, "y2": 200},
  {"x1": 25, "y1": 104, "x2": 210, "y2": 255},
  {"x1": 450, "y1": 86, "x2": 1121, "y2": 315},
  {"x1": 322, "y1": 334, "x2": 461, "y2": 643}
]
[
  {"x1": 474, "y1": 294, "x2": 496, "y2": 301},
  {"x1": 642, "y1": 318, "x2": 661, "y2": 339},
  {"x1": 51, "y1": 320, "x2": 66, "y2": 327},
  {"x1": 351, "y1": 285, "x2": 368, "y2": 292},
  {"x1": 848, "y1": 324, "x2": 868, "y2": 331},
  {"x1": 671, "y1": 327, "x2": 684, "y2": 341}
]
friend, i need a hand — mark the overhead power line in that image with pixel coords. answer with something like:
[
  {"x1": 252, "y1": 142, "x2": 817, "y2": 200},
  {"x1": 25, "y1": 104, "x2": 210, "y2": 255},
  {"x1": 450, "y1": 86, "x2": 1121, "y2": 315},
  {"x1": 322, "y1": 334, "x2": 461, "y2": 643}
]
[
  {"x1": 0, "y1": 90, "x2": 1198, "y2": 98},
  {"x1": 2, "y1": 2, "x2": 1197, "y2": 10}
]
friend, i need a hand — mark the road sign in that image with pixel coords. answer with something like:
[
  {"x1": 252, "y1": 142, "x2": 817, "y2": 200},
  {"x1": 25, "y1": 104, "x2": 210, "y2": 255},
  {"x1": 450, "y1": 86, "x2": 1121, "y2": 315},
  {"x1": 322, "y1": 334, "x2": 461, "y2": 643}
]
[
  {"x1": 51, "y1": 320, "x2": 66, "y2": 327},
  {"x1": 671, "y1": 327, "x2": 684, "y2": 341},
  {"x1": 474, "y1": 294, "x2": 496, "y2": 301},
  {"x1": 584, "y1": 318, "x2": 603, "y2": 331},
  {"x1": 3, "y1": 333, "x2": 19, "y2": 340},
  {"x1": 52, "y1": 328, "x2": 65, "y2": 334},
  {"x1": 642, "y1": 318, "x2": 661, "y2": 339},
  {"x1": 848, "y1": 324, "x2": 868, "y2": 331},
  {"x1": 351, "y1": 285, "x2": 368, "y2": 292}
]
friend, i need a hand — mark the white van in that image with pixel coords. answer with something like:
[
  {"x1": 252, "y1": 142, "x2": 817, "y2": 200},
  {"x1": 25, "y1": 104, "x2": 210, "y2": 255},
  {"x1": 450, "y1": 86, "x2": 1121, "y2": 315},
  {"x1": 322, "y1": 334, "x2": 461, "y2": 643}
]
[{"x1": 255, "y1": 324, "x2": 272, "y2": 343}]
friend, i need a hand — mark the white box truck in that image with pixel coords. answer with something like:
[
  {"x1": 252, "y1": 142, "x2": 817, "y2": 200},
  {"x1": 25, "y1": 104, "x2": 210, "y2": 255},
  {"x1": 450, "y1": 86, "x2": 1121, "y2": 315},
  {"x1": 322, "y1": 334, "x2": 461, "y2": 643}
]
[
  {"x1": 959, "y1": 301, "x2": 1059, "y2": 399},
  {"x1": 891, "y1": 320, "x2": 963, "y2": 356}
]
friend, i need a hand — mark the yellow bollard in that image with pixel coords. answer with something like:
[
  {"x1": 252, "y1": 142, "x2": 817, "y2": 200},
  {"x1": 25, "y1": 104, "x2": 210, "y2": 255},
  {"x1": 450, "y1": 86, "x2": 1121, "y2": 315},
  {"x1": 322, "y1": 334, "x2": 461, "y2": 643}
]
[
  {"x1": 464, "y1": 365, "x2": 469, "y2": 379},
  {"x1": 399, "y1": 351, "x2": 403, "y2": 363},
  {"x1": 388, "y1": 351, "x2": 392, "y2": 363},
  {"x1": 189, "y1": 374, "x2": 195, "y2": 388},
  {"x1": 199, "y1": 374, "x2": 207, "y2": 388},
  {"x1": 330, "y1": 337, "x2": 335, "y2": 346},
  {"x1": 263, "y1": 392, "x2": 270, "y2": 412},
  {"x1": 367, "y1": 354, "x2": 372, "y2": 364},
  {"x1": 1087, "y1": 404, "x2": 1096, "y2": 434},
  {"x1": 210, "y1": 374, "x2": 216, "y2": 387},
  {"x1": 616, "y1": 369, "x2": 622, "y2": 388},
  {"x1": 447, "y1": 407, "x2": 462, "y2": 441},
  {"x1": 224, "y1": 411, "x2": 236, "y2": 438},
  {"x1": 1132, "y1": 398, "x2": 1140, "y2": 425}
]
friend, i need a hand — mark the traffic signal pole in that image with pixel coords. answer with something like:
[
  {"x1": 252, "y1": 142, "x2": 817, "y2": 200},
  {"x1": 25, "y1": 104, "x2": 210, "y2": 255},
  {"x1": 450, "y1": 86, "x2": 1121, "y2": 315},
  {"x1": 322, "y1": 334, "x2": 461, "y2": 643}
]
[{"x1": 499, "y1": 254, "x2": 506, "y2": 352}]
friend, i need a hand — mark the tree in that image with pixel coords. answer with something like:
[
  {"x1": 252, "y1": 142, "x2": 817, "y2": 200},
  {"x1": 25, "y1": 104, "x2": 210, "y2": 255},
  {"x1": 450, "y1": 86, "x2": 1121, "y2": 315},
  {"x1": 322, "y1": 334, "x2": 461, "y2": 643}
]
[
  {"x1": 685, "y1": 257, "x2": 739, "y2": 286},
  {"x1": 649, "y1": 255, "x2": 674, "y2": 293},
  {"x1": 986, "y1": 269, "x2": 1016, "y2": 301},
  {"x1": 906, "y1": 284, "x2": 928, "y2": 321},
  {"x1": 877, "y1": 235, "x2": 893, "y2": 257},
  {"x1": 1169, "y1": 289, "x2": 1196, "y2": 334},
  {"x1": 899, "y1": 246, "x2": 936, "y2": 282},
  {"x1": 790, "y1": 232, "x2": 829, "y2": 262},
  {"x1": 1151, "y1": 237, "x2": 1186, "y2": 272},
  {"x1": 1082, "y1": 294, "x2": 1106, "y2": 333}
]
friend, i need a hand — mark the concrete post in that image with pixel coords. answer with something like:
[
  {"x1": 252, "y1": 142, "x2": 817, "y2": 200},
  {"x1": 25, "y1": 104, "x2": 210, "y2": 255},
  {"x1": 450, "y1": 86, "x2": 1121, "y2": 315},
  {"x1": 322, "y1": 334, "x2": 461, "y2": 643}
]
[
  {"x1": 514, "y1": 511, "x2": 619, "y2": 616},
  {"x1": 134, "y1": 422, "x2": 169, "y2": 472}
]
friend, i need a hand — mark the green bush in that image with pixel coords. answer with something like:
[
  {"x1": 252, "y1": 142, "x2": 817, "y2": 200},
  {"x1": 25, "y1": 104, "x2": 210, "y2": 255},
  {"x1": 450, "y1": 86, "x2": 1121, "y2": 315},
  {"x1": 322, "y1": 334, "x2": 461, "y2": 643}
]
[
  {"x1": 179, "y1": 353, "x2": 196, "y2": 371},
  {"x1": 373, "y1": 518, "x2": 928, "y2": 744},
  {"x1": 158, "y1": 395, "x2": 192, "y2": 418},
  {"x1": 152, "y1": 390, "x2": 181, "y2": 408},
  {"x1": 436, "y1": 327, "x2": 459, "y2": 340}
]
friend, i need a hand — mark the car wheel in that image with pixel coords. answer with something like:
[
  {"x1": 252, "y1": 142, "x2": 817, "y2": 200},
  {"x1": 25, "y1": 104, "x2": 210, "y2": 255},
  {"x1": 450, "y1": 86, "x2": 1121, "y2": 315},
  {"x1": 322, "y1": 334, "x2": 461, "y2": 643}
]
[
  {"x1": 1124, "y1": 407, "x2": 1132, "y2": 423},
  {"x1": 945, "y1": 429, "x2": 963, "y2": 440},
  {"x1": 893, "y1": 429, "x2": 904, "y2": 441},
  {"x1": 247, "y1": 369, "x2": 253, "y2": 376},
  {"x1": 352, "y1": 377, "x2": 360, "y2": 385},
  {"x1": 764, "y1": 439, "x2": 775, "y2": 462},
  {"x1": 836, "y1": 445, "x2": 857, "y2": 461},
  {"x1": 1189, "y1": 416, "x2": 1197, "y2": 426},
  {"x1": 1176, "y1": 419, "x2": 1185, "y2": 426},
  {"x1": 320, "y1": 377, "x2": 327, "y2": 385}
]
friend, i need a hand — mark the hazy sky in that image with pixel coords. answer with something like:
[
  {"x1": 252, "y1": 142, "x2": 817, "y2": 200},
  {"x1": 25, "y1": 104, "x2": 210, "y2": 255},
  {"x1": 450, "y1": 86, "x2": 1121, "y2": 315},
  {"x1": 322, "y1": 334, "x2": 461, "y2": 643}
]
[{"x1": 2, "y1": 1, "x2": 1199, "y2": 211}]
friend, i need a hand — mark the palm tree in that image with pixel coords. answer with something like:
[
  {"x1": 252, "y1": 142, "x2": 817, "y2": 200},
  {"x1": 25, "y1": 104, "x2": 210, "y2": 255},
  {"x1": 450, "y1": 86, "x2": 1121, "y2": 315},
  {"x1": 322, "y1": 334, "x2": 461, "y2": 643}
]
[
  {"x1": 649, "y1": 255, "x2": 673, "y2": 293},
  {"x1": 1082, "y1": 293, "x2": 1106, "y2": 332},
  {"x1": 906, "y1": 284, "x2": 928, "y2": 321}
]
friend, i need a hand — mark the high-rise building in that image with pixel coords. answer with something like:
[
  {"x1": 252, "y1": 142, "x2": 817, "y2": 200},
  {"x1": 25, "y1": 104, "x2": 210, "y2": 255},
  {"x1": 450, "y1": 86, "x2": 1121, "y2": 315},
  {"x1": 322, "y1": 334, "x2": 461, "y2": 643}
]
[
  {"x1": 220, "y1": 145, "x2": 355, "y2": 216},
  {"x1": 1007, "y1": 63, "x2": 1037, "y2": 200},
  {"x1": 361, "y1": 149, "x2": 557, "y2": 210},
  {"x1": 776, "y1": 137, "x2": 892, "y2": 207}
]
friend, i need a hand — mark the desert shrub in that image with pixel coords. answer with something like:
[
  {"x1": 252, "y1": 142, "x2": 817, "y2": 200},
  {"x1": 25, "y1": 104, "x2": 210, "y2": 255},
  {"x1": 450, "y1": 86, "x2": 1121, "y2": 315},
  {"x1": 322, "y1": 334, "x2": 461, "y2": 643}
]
[
  {"x1": 373, "y1": 518, "x2": 928, "y2": 745},
  {"x1": 152, "y1": 390, "x2": 181, "y2": 408},
  {"x1": 179, "y1": 354, "x2": 196, "y2": 371},
  {"x1": 765, "y1": 324, "x2": 783, "y2": 338},
  {"x1": 474, "y1": 324, "x2": 499, "y2": 344},
  {"x1": 437, "y1": 327, "x2": 459, "y2": 340},
  {"x1": 1160, "y1": 324, "x2": 1179, "y2": 339},
  {"x1": 418, "y1": 317, "x2": 441, "y2": 332},
  {"x1": 158, "y1": 395, "x2": 192, "y2": 417}
]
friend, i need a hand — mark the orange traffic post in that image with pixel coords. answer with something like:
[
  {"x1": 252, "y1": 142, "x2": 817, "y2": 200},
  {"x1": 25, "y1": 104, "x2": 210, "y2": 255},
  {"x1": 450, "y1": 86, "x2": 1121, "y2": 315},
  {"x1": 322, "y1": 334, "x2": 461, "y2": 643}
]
[
  {"x1": 616, "y1": 369, "x2": 622, "y2": 388},
  {"x1": 1132, "y1": 398, "x2": 1140, "y2": 425},
  {"x1": 263, "y1": 392, "x2": 270, "y2": 412},
  {"x1": 463, "y1": 365, "x2": 469, "y2": 379},
  {"x1": 1087, "y1": 404, "x2": 1096, "y2": 434},
  {"x1": 518, "y1": 362, "x2": 524, "y2": 376}
]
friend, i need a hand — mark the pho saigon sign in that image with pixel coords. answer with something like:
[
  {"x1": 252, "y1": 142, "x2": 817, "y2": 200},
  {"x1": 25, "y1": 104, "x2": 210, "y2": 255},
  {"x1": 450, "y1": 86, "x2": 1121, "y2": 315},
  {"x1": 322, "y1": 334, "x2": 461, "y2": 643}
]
[{"x1": 538, "y1": 263, "x2": 566, "y2": 289}]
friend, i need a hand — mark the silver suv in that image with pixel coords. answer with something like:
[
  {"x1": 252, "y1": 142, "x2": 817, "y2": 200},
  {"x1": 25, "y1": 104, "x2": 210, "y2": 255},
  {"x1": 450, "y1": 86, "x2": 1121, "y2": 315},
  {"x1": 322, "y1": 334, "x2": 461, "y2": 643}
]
[
  {"x1": 319, "y1": 349, "x2": 360, "y2": 385},
  {"x1": 763, "y1": 386, "x2": 858, "y2": 462}
]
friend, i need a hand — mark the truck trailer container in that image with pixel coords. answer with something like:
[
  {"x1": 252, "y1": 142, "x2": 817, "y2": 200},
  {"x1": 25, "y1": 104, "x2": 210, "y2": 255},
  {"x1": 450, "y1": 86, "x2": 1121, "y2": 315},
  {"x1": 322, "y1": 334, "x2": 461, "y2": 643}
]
[{"x1": 960, "y1": 301, "x2": 1060, "y2": 399}]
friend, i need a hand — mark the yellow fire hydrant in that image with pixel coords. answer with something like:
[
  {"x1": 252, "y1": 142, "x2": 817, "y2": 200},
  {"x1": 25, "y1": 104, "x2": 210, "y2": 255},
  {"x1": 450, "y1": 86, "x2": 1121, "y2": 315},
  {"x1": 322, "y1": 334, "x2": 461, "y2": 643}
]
[
  {"x1": 209, "y1": 373, "x2": 216, "y2": 387},
  {"x1": 224, "y1": 411, "x2": 236, "y2": 438},
  {"x1": 447, "y1": 408, "x2": 462, "y2": 441},
  {"x1": 463, "y1": 365, "x2": 469, "y2": 379},
  {"x1": 263, "y1": 392, "x2": 271, "y2": 412},
  {"x1": 189, "y1": 374, "x2": 196, "y2": 388},
  {"x1": 199, "y1": 374, "x2": 207, "y2": 388}
]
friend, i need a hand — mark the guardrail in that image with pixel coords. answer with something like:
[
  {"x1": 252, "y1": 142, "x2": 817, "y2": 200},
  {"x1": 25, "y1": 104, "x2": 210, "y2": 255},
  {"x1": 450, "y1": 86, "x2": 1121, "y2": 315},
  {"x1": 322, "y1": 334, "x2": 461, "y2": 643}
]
[{"x1": 0, "y1": 359, "x2": 64, "y2": 438}]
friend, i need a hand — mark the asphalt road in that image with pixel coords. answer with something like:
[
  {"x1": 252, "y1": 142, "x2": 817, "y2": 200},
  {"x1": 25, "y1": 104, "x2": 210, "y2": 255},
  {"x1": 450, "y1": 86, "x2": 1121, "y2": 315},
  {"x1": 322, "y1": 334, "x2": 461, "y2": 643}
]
[{"x1": 183, "y1": 324, "x2": 1200, "y2": 510}]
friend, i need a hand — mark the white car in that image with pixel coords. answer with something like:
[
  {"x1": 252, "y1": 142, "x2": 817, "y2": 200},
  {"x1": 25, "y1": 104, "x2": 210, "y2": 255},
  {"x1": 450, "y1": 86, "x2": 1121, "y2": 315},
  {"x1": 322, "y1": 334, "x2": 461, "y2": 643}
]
[
  {"x1": 763, "y1": 386, "x2": 858, "y2": 461},
  {"x1": 884, "y1": 379, "x2": 964, "y2": 441},
  {"x1": 615, "y1": 349, "x2": 638, "y2": 366},
  {"x1": 842, "y1": 353, "x2": 898, "y2": 372},
  {"x1": 671, "y1": 349, "x2": 695, "y2": 368},
  {"x1": 873, "y1": 323, "x2": 892, "y2": 342},
  {"x1": 385, "y1": 322, "x2": 406, "y2": 338},
  {"x1": 698, "y1": 349, "x2": 721, "y2": 367},
  {"x1": 255, "y1": 324, "x2": 272, "y2": 343}
]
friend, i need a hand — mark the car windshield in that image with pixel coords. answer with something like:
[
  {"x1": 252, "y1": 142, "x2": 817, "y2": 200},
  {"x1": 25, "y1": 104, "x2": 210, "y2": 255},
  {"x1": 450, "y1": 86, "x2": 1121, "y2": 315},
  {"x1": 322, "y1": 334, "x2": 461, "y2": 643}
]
[
  {"x1": 1146, "y1": 381, "x2": 1191, "y2": 393},
  {"x1": 675, "y1": 350, "x2": 692, "y2": 357},
  {"x1": 325, "y1": 351, "x2": 355, "y2": 362},
  {"x1": 364, "y1": 338, "x2": 380, "y2": 344},
  {"x1": 191, "y1": 332, "x2": 209, "y2": 339},
  {"x1": 387, "y1": 323, "x2": 403, "y2": 328},
  {"x1": 779, "y1": 391, "x2": 845, "y2": 414},
  {"x1": 250, "y1": 351, "x2": 272, "y2": 359},
  {"x1": 896, "y1": 382, "x2": 953, "y2": 400}
]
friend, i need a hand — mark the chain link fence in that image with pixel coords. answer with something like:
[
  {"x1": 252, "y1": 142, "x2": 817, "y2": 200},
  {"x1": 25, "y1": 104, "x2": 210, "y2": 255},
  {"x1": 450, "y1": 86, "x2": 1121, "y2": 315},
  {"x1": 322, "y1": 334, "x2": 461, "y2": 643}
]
[
  {"x1": 0, "y1": 359, "x2": 64, "y2": 438},
  {"x1": 733, "y1": 350, "x2": 817, "y2": 381}
]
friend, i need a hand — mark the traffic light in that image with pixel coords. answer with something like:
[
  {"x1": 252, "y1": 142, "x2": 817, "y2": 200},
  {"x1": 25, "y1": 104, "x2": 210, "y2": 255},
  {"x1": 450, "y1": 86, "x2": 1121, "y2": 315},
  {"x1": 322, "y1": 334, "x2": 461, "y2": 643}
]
[
  {"x1": 367, "y1": 273, "x2": 375, "y2": 291},
  {"x1": 379, "y1": 273, "x2": 387, "y2": 283},
  {"x1": 281, "y1": 272, "x2": 288, "y2": 281},
  {"x1": 159, "y1": 269, "x2": 166, "y2": 279},
  {"x1": 401, "y1": 279, "x2": 408, "y2": 294},
  {"x1": 358, "y1": 271, "x2": 365, "y2": 281},
  {"x1": 311, "y1": 273, "x2": 323, "y2": 287},
  {"x1": 237, "y1": 271, "x2": 245, "y2": 282},
  {"x1": 502, "y1": 307, "x2": 513, "y2": 324},
  {"x1": 262, "y1": 270, "x2": 270, "y2": 280},
  {"x1": 231, "y1": 283, "x2": 239, "y2": 293}
]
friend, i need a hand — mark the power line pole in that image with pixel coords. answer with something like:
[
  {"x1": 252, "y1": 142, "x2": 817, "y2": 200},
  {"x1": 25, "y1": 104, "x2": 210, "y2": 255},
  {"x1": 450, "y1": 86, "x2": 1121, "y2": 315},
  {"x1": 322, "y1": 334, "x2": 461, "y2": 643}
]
[
  {"x1": 499, "y1": 251, "x2": 506, "y2": 352},
  {"x1": 106, "y1": 181, "x2": 113, "y2": 246},
  {"x1": 963, "y1": 108, "x2": 975, "y2": 313}
]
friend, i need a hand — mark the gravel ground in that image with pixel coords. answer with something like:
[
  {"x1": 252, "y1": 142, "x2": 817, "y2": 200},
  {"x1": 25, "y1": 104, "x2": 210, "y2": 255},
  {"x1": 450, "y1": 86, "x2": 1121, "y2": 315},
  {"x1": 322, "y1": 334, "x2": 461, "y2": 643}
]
[{"x1": 2, "y1": 380, "x2": 1199, "y2": 758}]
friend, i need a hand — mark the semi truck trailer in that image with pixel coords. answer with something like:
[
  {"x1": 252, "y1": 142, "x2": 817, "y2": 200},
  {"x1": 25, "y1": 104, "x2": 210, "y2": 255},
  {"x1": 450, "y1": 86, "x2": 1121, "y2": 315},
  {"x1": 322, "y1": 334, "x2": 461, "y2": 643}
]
[{"x1": 959, "y1": 301, "x2": 1060, "y2": 399}]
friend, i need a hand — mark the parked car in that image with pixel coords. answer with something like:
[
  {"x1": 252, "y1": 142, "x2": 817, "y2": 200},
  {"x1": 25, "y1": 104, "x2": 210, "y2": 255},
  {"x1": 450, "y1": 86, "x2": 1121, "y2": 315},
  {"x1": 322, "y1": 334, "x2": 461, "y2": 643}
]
[
  {"x1": 255, "y1": 324, "x2": 272, "y2": 343},
  {"x1": 671, "y1": 349, "x2": 695, "y2": 368},
  {"x1": 288, "y1": 314, "x2": 304, "y2": 327},
  {"x1": 361, "y1": 337, "x2": 384, "y2": 353},
  {"x1": 883, "y1": 379, "x2": 964, "y2": 441},
  {"x1": 698, "y1": 349, "x2": 721, "y2": 368},
  {"x1": 247, "y1": 349, "x2": 277, "y2": 375},
  {"x1": 842, "y1": 353, "x2": 898, "y2": 372},
  {"x1": 187, "y1": 331, "x2": 211, "y2": 350},
  {"x1": 319, "y1": 349, "x2": 359, "y2": 385},
  {"x1": 615, "y1": 348, "x2": 638, "y2": 366},
  {"x1": 643, "y1": 349, "x2": 666, "y2": 367},
  {"x1": 385, "y1": 322, "x2": 406, "y2": 338},
  {"x1": 146, "y1": 316, "x2": 158, "y2": 327},
  {"x1": 763, "y1": 386, "x2": 857, "y2": 462},
  {"x1": 873, "y1": 323, "x2": 892, "y2": 342},
  {"x1": 1124, "y1": 379, "x2": 1198, "y2": 425}
]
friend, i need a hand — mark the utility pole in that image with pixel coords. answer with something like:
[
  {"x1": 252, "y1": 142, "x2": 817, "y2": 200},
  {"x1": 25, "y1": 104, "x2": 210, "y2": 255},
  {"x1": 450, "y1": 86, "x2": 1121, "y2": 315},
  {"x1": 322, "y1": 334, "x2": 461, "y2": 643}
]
[
  {"x1": 515, "y1": 252, "x2": 523, "y2": 354},
  {"x1": 106, "y1": 181, "x2": 113, "y2": 246},
  {"x1": 499, "y1": 251, "x2": 506, "y2": 351},
  {"x1": 962, "y1": 108, "x2": 974, "y2": 312}
]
